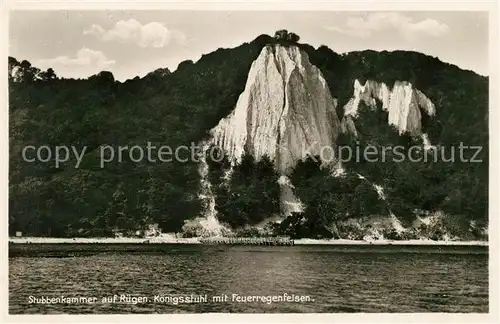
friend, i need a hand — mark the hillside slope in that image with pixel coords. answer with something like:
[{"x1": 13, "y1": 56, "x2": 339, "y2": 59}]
[{"x1": 8, "y1": 34, "x2": 488, "y2": 240}]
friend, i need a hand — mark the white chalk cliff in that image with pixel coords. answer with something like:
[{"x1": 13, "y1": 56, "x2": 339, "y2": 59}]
[
  {"x1": 210, "y1": 45, "x2": 340, "y2": 173},
  {"x1": 203, "y1": 44, "x2": 341, "y2": 217},
  {"x1": 197, "y1": 46, "x2": 438, "y2": 233},
  {"x1": 343, "y1": 79, "x2": 436, "y2": 135},
  {"x1": 336, "y1": 79, "x2": 438, "y2": 235}
]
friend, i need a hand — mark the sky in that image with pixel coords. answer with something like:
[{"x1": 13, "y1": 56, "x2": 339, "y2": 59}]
[{"x1": 9, "y1": 11, "x2": 489, "y2": 81}]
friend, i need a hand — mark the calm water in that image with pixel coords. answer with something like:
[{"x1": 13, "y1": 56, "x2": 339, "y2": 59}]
[{"x1": 9, "y1": 244, "x2": 488, "y2": 313}]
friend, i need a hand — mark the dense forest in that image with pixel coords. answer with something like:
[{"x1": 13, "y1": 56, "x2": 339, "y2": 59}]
[{"x1": 8, "y1": 32, "x2": 488, "y2": 239}]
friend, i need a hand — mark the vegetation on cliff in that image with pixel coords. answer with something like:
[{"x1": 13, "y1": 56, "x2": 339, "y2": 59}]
[{"x1": 9, "y1": 32, "x2": 488, "y2": 239}]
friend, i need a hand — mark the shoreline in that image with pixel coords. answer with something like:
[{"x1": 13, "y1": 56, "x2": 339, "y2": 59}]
[{"x1": 8, "y1": 237, "x2": 488, "y2": 246}]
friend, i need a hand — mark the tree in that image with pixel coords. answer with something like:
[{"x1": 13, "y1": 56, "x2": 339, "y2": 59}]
[
  {"x1": 177, "y1": 60, "x2": 194, "y2": 71},
  {"x1": 274, "y1": 29, "x2": 288, "y2": 40},
  {"x1": 146, "y1": 67, "x2": 171, "y2": 79},
  {"x1": 273, "y1": 30, "x2": 300, "y2": 44},
  {"x1": 287, "y1": 32, "x2": 300, "y2": 43},
  {"x1": 17, "y1": 59, "x2": 41, "y2": 83},
  {"x1": 8, "y1": 57, "x2": 20, "y2": 81},
  {"x1": 90, "y1": 71, "x2": 114, "y2": 83},
  {"x1": 214, "y1": 154, "x2": 280, "y2": 228},
  {"x1": 44, "y1": 68, "x2": 57, "y2": 81}
]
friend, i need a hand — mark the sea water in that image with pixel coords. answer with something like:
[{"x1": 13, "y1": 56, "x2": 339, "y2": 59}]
[{"x1": 9, "y1": 244, "x2": 488, "y2": 313}]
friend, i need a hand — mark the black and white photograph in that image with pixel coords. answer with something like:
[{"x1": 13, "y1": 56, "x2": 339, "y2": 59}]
[{"x1": 3, "y1": 1, "x2": 498, "y2": 321}]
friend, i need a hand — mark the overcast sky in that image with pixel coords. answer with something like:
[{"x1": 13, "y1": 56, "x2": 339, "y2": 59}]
[{"x1": 9, "y1": 11, "x2": 489, "y2": 81}]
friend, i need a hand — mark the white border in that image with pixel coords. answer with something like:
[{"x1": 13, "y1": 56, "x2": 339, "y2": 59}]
[{"x1": 1, "y1": 1, "x2": 499, "y2": 323}]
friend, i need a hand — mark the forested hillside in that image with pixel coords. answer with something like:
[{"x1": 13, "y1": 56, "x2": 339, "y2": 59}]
[{"x1": 8, "y1": 33, "x2": 488, "y2": 239}]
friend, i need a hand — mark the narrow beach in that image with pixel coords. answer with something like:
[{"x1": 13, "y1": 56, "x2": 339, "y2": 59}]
[{"x1": 8, "y1": 237, "x2": 488, "y2": 246}]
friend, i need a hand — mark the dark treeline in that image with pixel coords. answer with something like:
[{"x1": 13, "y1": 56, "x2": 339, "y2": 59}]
[{"x1": 9, "y1": 32, "x2": 488, "y2": 239}]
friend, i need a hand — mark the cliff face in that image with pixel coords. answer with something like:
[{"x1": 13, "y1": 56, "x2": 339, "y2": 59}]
[
  {"x1": 204, "y1": 45, "x2": 341, "y2": 216},
  {"x1": 192, "y1": 44, "x2": 484, "y2": 239},
  {"x1": 343, "y1": 79, "x2": 435, "y2": 135},
  {"x1": 210, "y1": 45, "x2": 341, "y2": 174},
  {"x1": 202, "y1": 47, "x2": 438, "y2": 227},
  {"x1": 8, "y1": 37, "x2": 488, "y2": 240}
]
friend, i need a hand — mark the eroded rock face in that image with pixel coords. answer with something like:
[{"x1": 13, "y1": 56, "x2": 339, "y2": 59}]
[
  {"x1": 336, "y1": 80, "x2": 437, "y2": 236},
  {"x1": 201, "y1": 47, "x2": 437, "y2": 228},
  {"x1": 340, "y1": 115, "x2": 358, "y2": 137},
  {"x1": 207, "y1": 44, "x2": 341, "y2": 216},
  {"x1": 343, "y1": 79, "x2": 435, "y2": 135},
  {"x1": 210, "y1": 45, "x2": 341, "y2": 174}
]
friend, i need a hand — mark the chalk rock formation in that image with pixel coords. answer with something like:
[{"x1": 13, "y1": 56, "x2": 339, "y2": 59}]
[
  {"x1": 211, "y1": 44, "x2": 341, "y2": 173},
  {"x1": 343, "y1": 79, "x2": 436, "y2": 135},
  {"x1": 207, "y1": 44, "x2": 341, "y2": 215}
]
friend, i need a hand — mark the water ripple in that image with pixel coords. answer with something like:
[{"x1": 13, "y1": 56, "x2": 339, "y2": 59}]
[{"x1": 9, "y1": 245, "x2": 488, "y2": 313}]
